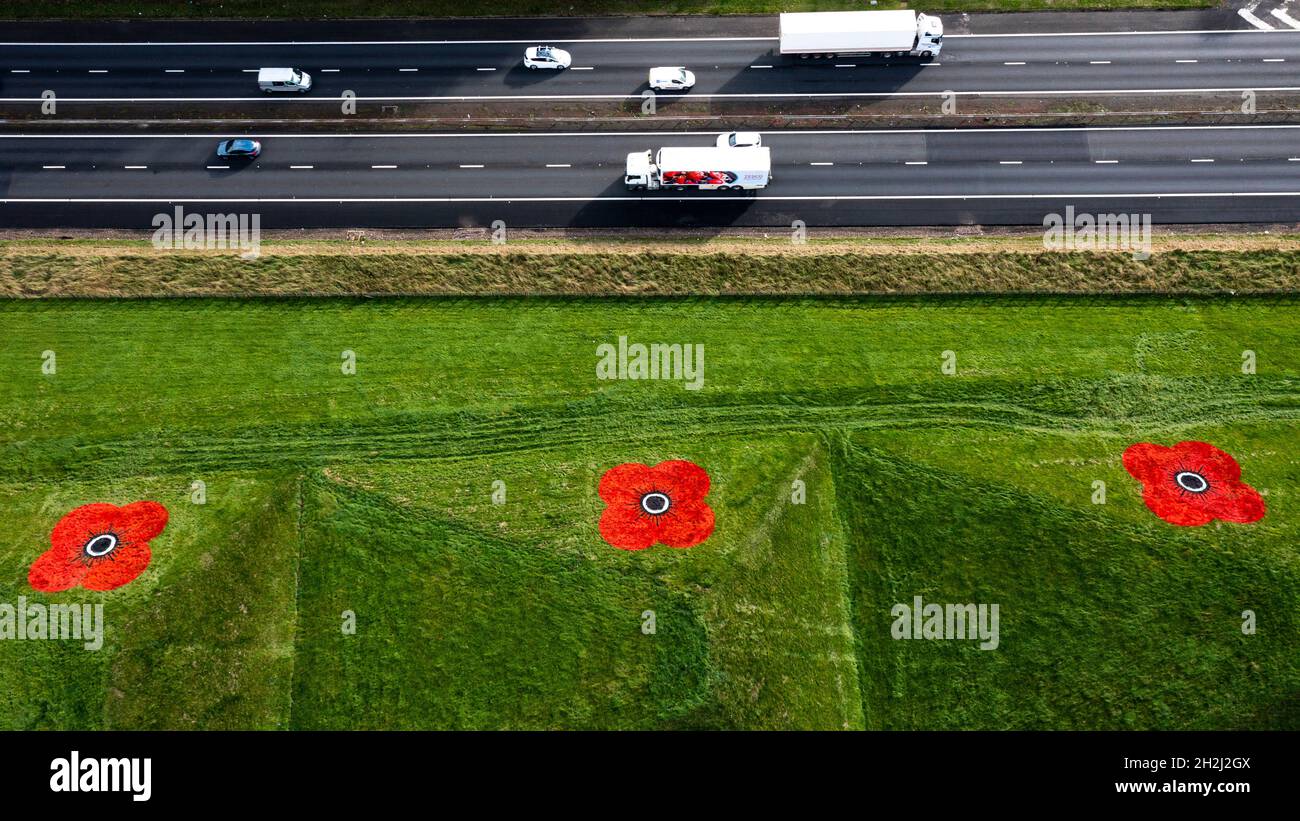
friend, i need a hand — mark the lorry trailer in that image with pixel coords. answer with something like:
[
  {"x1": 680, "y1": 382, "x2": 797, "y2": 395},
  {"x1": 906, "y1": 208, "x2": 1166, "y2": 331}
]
[
  {"x1": 625, "y1": 146, "x2": 772, "y2": 191},
  {"x1": 778, "y1": 10, "x2": 943, "y2": 59}
]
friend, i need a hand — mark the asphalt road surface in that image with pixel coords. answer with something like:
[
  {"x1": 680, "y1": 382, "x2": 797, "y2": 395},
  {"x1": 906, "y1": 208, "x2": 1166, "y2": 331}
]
[
  {"x1": 4, "y1": 126, "x2": 1299, "y2": 227},
  {"x1": 2, "y1": 31, "x2": 1299, "y2": 102}
]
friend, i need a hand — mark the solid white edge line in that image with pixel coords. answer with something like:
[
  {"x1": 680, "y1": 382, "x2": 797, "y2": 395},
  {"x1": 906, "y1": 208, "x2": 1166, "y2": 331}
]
[
  {"x1": 12, "y1": 86, "x2": 1300, "y2": 102},
  {"x1": 3, "y1": 29, "x2": 1298, "y2": 46},
  {"x1": 9, "y1": 124, "x2": 1300, "y2": 138},
  {"x1": 6, "y1": 192, "x2": 1300, "y2": 204}
]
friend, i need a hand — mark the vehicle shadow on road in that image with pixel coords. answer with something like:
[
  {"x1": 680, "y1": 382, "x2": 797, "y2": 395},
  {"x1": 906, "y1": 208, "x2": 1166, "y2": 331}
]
[
  {"x1": 709, "y1": 50, "x2": 927, "y2": 110},
  {"x1": 569, "y1": 178, "x2": 759, "y2": 231},
  {"x1": 502, "y1": 64, "x2": 571, "y2": 88}
]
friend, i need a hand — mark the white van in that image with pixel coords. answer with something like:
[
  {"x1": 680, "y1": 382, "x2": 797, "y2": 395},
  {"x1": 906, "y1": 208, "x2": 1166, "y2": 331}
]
[{"x1": 257, "y1": 67, "x2": 312, "y2": 93}]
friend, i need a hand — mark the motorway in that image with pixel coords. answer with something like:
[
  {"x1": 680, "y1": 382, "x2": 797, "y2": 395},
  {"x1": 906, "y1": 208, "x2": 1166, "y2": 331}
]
[
  {"x1": 4, "y1": 12, "x2": 1300, "y2": 228},
  {"x1": 4, "y1": 126, "x2": 1300, "y2": 228},
  {"x1": 2, "y1": 31, "x2": 1300, "y2": 101}
]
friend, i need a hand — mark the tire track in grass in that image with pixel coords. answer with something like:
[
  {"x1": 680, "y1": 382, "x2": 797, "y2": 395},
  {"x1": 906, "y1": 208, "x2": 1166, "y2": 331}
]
[{"x1": 5, "y1": 385, "x2": 1299, "y2": 482}]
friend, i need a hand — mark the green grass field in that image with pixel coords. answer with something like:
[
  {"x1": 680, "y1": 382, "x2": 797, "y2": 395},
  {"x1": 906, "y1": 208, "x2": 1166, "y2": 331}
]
[{"x1": 1, "y1": 296, "x2": 1296, "y2": 729}]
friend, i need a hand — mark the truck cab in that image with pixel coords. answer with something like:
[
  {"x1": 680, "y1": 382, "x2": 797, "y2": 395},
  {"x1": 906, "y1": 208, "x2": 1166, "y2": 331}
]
[
  {"x1": 625, "y1": 150, "x2": 655, "y2": 190},
  {"x1": 915, "y1": 13, "x2": 943, "y2": 59}
]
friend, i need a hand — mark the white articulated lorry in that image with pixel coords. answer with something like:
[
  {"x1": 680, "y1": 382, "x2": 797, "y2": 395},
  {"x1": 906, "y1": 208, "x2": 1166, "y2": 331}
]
[
  {"x1": 779, "y1": 10, "x2": 943, "y2": 59},
  {"x1": 624, "y1": 146, "x2": 772, "y2": 191}
]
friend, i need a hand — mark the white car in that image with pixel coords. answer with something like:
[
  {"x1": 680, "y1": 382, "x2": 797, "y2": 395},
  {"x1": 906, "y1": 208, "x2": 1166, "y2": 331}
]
[
  {"x1": 524, "y1": 46, "x2": 572, "y2": 70},
  {"x1": 648, "y1": 66, "x2": 696, "y2": 91},
  {"x1": 717, "y1": 131, "x2": 762, "y2": 149}
]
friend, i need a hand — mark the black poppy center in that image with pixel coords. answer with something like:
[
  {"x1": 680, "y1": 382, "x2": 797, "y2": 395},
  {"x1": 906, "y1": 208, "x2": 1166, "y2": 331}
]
[
  {"x1": 84, "y1": 533, "x2": 118, "y2": 558},
  {"x1": 640, "y1": 492, "x2": 671, "y2": 516},
  {"x1": 1175, "y1": 471, "x2": 1209, "y2": 493}
]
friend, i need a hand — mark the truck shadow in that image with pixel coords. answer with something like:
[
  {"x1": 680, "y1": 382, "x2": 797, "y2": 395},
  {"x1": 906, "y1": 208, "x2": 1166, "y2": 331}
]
[
  {"x1": 568, "y1": 177, "x2": 760, "y2": 230},
  {"x1": 704, "y1": 49, "x2": 928, "y2": 105}
]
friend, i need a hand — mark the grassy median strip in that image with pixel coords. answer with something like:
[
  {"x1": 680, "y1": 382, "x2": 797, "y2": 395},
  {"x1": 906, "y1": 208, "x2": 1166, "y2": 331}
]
[{"x1": 3, "y1": 235, "x2": 1300, "y2": 297}]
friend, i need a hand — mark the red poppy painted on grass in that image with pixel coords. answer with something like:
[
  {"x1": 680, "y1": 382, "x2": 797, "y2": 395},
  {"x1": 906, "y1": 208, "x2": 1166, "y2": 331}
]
[
  {"x1": 28, "y1": 501, "x2": 168, "y2": 592},
  {"x1": 1122, "y1": 441, "x2": 1265, "y2": 527},
  {"x1": 598, "y1": 460, "x2": 715, "y2": 551}
]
